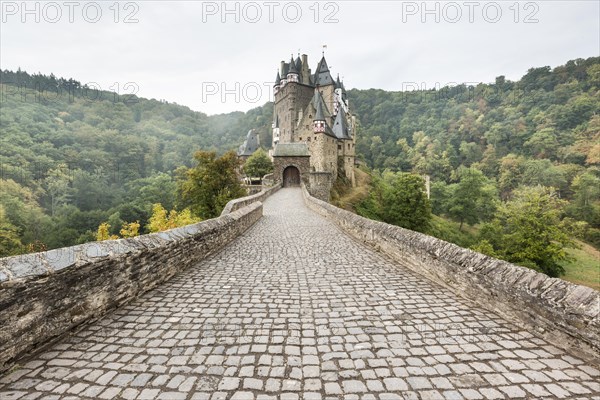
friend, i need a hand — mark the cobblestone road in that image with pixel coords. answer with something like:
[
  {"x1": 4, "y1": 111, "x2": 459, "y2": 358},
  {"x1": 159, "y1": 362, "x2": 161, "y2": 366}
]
[{"x1": 1, "y1": 188, "x2": 599, "y2": 400}]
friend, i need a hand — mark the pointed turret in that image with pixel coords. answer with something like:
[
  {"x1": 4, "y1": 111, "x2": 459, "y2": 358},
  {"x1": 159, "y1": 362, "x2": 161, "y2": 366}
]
[
  {"x1": 287, "y1": 56, "x2": 299, "y2": 83},
  {"x1": 315, "y1": 97, "x2": 325, "y2": 121},
  {"x1": 274, "y1": 70, "x2": 281, "y2": 87},
  {"x1": 295, "y1": 56, "x2": 302, "y2": 72},
  {"x1": 279, "y1": 62, "x2": 288, "y2": 88},
  {"x1": 313, "y1": 91, "x2": 328, "y2": 133},
  {"x1": 314, "y1": 56, "x2": 334, "y2": 86},
  {"x1": 332, "y1": 105, "x2": 351, "y2": 140},
  {"x1": 272, "y1": 113, "x2": 280, "y2": 146},
  {"x1": 273, "y1": 70, "x2": 281, "y2": 95}
]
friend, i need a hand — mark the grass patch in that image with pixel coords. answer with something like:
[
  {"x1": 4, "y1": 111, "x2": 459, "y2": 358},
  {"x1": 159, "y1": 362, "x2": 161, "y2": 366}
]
[{"x1": 561, "y1": 241, "x2": 600, "y2": 291}]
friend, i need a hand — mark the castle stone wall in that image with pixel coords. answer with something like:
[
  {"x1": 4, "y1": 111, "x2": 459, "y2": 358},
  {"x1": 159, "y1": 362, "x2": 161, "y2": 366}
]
[
  {"x1": 301, "y1": 185, "x2": 600, "y2": 360},
  {"x1": 308, "y1": 172, "x2": 333, "y2": 202},
  {"x1": 0, "y1": 200, "x2": 267, "y2": 374}
]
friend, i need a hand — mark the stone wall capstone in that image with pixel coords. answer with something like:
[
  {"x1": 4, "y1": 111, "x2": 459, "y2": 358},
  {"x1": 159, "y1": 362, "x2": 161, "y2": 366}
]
[
  {"x1": 0, "y1": 201, "x2": 264, "y2": 374},
  {"x1": 220, "y1": 184, "x2": 281, "y2": 216},
  {"x1": 301, "y1": 184, "x2": 600, "y2": 360}
]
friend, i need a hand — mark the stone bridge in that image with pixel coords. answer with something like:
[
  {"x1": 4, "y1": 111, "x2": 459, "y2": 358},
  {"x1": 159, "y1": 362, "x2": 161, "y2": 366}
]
[{"x1": 0, "y1": 188, "x2": 599, "y2": 399}]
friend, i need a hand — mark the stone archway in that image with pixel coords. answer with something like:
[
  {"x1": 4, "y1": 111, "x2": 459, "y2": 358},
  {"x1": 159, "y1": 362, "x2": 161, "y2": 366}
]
[{"x1": 282, "y1": 166, "x2": 301, "y2": 187}]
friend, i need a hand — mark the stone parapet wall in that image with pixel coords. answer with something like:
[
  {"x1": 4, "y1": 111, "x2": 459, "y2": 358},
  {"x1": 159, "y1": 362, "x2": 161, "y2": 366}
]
[
  {"x1": 220, "y1": 184, "x2": 281, "y2": 216},
  {"x1": 301, "y1": 184, "x2": 600, "y2": 360},
  {"x1": 0, "y1": 202, "x2": 263, "y2": 374}
]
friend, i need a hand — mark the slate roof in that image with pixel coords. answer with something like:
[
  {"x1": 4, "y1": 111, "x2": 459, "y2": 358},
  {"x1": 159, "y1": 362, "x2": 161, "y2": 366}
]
[
  {"x1": 313, "y1": 56, "x2": 334, "y2": 87},
  {"x1": 238, "y1": 129, "x2": 260, "y2": 156},
  {"x1": 273, "y1": 143, "x2": 310, "y2": 157},
  {"x1": 332, "y1": 106, "x2": 351, "y2": 140}
]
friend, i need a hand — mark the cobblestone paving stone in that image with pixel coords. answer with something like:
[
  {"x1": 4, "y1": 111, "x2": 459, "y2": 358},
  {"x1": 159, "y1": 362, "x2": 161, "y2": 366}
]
[{"x1": 1, "y1": 188, "x2": 599, "y2": 400}]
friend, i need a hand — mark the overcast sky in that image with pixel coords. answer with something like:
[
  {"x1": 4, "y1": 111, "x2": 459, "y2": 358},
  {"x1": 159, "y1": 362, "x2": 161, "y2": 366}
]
[{"x1": 1, "y1": 1, "x2": 598, "y2": 115}]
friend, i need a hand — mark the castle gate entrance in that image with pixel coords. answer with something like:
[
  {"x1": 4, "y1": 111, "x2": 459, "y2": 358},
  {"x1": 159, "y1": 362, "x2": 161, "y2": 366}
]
[{"x1": 283, "y1": 166, "x2": 301, "y2": 187}]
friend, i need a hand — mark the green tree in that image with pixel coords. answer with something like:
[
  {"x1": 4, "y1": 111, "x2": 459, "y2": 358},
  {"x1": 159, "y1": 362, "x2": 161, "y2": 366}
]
[
  {"x1": 447, "y1": 167, "x2": 498, "y2": 230},
  {"x1": 0, "y1": 205, "x2": 23, "y2": 257},
  {"x1": 243, "y1": 148, "x2": 273, "y2": 178},
  {"x1": 44, "y1": 164, "x2": 73, "y2": 217},
  {"x1": 477, "y1": 186, "x2": 574, "y2": 277},
  {"x1": 177, "y1": 150, "x2": 247, "y2": 219},
  {"x1": 380, "y1": 172, "x2": 432, "y2": 232},
  {"x1": 524, "y1": 128, "x2": 560, "y2": 159},
  {"x1": 567, "y1": 171, "x2": 600, "y2": 226}
]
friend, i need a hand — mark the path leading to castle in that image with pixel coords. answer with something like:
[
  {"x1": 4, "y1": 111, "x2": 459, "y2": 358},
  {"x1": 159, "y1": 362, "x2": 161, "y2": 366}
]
[{"x1": 1, "y1": 188, "x2": 599, "y2": 400}]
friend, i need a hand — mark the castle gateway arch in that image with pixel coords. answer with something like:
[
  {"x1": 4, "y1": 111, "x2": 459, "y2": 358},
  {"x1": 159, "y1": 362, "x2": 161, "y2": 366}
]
[{"x1": 282, "y1": 165, "x2": 301, "y2": 187}]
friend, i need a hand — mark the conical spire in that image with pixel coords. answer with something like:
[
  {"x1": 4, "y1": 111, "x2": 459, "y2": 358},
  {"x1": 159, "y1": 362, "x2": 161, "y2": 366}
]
[
  {"x1": 310, "y1": 89, "x2": 331, "y2": 119},
  {"x1": 314, "y1": 96, "x2": 326, "y2": 121},
  {"x1": 295, "y1": 56, "x2": 302, "y2": 72},
  {"x1": 332, "y1": 104, "x2": 350, "y2": 139},
  {"x1": 314, "y1": 55, "x2": 334, "y2": 86},
  {"x1": 288, "y1": 56, "x2": 298, "y2": 74},
  {"x1": 274, "y1": 70, "x2": 281, "y2": 87}
]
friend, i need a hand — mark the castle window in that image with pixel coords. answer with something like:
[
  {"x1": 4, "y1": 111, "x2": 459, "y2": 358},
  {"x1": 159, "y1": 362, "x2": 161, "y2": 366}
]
[
  {"x1": 307, "y1": 137, "x2": 311, "y2": 142},
  {"x1": 338, "y1": 145, "x2": 342, "y2": 150}
]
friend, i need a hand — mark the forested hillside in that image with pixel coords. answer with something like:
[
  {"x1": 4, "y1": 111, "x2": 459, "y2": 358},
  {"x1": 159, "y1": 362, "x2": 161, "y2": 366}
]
[
  {"x1": 352, "y1": 57, "x2": 598, "y2": 175},
  {"x1": 348, "y1": 57, "x2": 599, "y2": 244},
  {"x1": 0, "y1": 69, "x2": 272, "y2": 255}
]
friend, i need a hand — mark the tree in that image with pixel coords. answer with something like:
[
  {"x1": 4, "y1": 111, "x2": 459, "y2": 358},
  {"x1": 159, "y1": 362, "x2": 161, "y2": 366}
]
[
  {"x1": 0, "y1": 205, "x2": 23, "y2": 257},
  {"x1": 524, "y1": 128, "x2": 560, "y2": 159},
  {"x1": 147, "y1": 203, "x2": 200, "y2": 233},
  {"x1": 44, "y1": 164, "x2": 73, "y2": 217},
  {"x1": 498, "y1": 154, "x2": 525, "y2": 199},
  {"x1": 119, "y1": 221, "x2": 140, "y2": 238},
  {"x1": 567, "y1": 171, "x2": 600, "y2": 226},
  {"x1": 447, "y1": 167, "x2": 498, "y2": 230},
  {"x1": 243, "y1": 149, "x2": 273, "y2": 178},
  {"x1": 477, "y1": 186, "x2": 574, "y2": 277},
  {"x1": 96, "y1": 223, "x2": 118, "y2": 241},
  {"x1": 178, "y1": 150, "x2": 247, "y2": 219},
  {"x1": 380, "y1": 172, "x2": 432, "y2": 232}
]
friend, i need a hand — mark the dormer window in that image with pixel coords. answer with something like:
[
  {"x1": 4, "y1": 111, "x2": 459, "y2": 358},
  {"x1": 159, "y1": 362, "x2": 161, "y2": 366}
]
[{"x1": 313, "y1": 120, "x2": 325, "y2": 133}]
